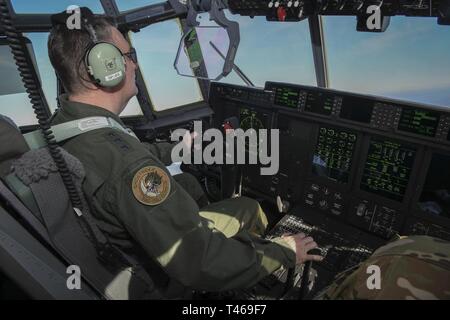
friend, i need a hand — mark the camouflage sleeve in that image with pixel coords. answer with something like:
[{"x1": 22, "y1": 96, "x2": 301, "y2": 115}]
[
  {"x1": 142, "y1": 142, "x2": 175, "y2": 166},
  {"x1": 105, "y1": 157, "x2": 296, "y2": 292},
  {"x1": 316, "y1": 236, "x2": 450, "y2": 300}
]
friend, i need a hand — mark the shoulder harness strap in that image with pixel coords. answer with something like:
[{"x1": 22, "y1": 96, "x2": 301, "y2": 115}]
[{"x1": 24, "y1": 117, "x2": 138, "y2": 150}]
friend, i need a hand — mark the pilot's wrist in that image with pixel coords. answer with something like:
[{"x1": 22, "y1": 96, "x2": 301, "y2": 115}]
[{"x1": 271, "y1": 236, "x2": 297, "y2": 267}]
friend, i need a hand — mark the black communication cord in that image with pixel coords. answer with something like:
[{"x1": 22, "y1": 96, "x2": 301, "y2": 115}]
[
  {"x1": 0, "y1": 0, "x2": 134, "y2": 270},
  {"x1": 0, "y1": 0, "x2": 83, "y2": 210}
]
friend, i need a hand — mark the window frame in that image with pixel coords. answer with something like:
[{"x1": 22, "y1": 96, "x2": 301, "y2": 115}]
[{"x1": 0, "y1": 36, "x2": 52, "y2": 127}]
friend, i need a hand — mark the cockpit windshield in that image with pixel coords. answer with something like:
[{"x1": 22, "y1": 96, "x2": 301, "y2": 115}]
[
  {"x1": 323, "y1": 16, "x2": 450, "y2": 107},
  {"x1": 1, "y1": 0, "x2": 449, "y2": 128}
]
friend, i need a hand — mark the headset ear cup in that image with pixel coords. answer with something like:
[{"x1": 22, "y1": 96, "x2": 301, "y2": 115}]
[
  {"x1": 85, "y1": 42, "x2": 126, "y2": 88},
  {"x1": 85, "y1": 44, "x2": 98, "y2": 82}
]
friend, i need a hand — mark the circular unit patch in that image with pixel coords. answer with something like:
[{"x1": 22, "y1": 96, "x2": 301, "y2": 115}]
[{"x1": 132, "y1": 166, "x2": 171, "y2": 206}]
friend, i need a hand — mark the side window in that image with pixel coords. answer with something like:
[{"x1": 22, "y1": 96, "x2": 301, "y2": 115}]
[
  {"x1": 129, "y1": 21, "x2": 204, "y2": 111},
  {"x1": 0, "y1": 94, "x2": 35, "y2": 127},
  {"x1": 120, "y1": 97, "x2": 143, "y2": 117},
  {"x1": 0, "y1": 41, "x2": 36, "y2": 126},
  {"x1": 28, "y1": 33, "x2": 57, "y2": 113}
]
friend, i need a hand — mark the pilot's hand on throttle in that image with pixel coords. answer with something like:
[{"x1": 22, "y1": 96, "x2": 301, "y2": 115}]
[{"x1": 282, "y1": 233, "x2": 324, "y2": 265}]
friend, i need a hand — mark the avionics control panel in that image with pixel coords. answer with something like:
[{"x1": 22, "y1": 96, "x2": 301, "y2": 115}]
[
  {"x1": 209, "y1": 81, "x2": 450, "y2": 243},
  {"x1": 227, "y1": 0, "x2": 449, "y2": 24},
  {"x1": 266, "y1": 82, "x2": 450, "y2": 144}
]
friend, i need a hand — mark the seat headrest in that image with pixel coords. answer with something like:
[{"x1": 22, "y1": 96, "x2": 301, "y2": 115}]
[{"x1": 0, "y1": 115, "x2": 30, "y2": 177}]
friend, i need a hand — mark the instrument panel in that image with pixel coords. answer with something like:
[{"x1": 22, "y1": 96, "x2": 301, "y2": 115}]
[
  {"x1": 209, "y1": 81, "x2": 450, "y2": 243},
  {"x1": 267, "y1": 81, "x2": 450, "y2": 141}
]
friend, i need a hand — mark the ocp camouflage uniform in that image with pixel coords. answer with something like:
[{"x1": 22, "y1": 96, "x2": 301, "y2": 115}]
[
  {"x1": 316, "y1": 235, "x2": 450, "y2": 300},
  {"x1": 51, "y1": 95, "x2": 296, "y2": 298}
]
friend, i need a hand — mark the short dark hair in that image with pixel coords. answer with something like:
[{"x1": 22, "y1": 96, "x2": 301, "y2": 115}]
[{"x1": 48, "y1": 17, "x2": 114, "y2": 95}]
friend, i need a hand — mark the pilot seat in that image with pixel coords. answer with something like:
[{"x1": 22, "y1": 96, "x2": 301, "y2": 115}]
[{"x1": 0, "y1": 114, "x2": 159, "y2": 300}]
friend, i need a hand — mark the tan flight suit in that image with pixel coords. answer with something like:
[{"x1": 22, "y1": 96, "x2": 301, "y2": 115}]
[{"x1": 51, "y1": 94, "x2": 295, "y2": 297}]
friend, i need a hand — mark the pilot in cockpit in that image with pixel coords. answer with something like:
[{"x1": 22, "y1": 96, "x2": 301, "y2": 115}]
[{"x1": 46, "y1": 7, "x2": 323, "y2": 298}]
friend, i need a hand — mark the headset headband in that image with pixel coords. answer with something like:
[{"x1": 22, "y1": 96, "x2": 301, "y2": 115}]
[{"x1": 50, "y1": 7, "x2": 126, "y2": 88}]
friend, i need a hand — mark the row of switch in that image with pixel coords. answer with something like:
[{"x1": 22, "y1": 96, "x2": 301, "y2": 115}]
[
  {"x1": 268, "y1": 1, "x2": 302, "y2": 9},
  {"x1": 304, "y1": 183, "x2": 345, "y2": 216}
]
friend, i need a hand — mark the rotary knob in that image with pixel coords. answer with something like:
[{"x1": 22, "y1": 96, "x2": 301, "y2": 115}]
[{"x1": 319, "y1": 200, "x2": 329, "y2": 210}]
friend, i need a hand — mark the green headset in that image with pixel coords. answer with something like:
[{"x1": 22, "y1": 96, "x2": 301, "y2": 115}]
[{"x1": 51, "y1": 7, "x2": 126, "y2": 88}]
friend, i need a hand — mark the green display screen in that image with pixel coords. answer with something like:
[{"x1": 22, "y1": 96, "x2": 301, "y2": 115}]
[
  {"x1": 305, "y1": 91, "x2": 334, "y2": 116},
  {"x1": 273, "y1": 87, "x2": 300, "y2": 109},
  {"x1": 361, "y1": 138, "x2": 416, "y2": 202},
  {"x1": 312, "y1": 126, "x2": 357, "y2": 183},
  {"x1": 398, "y1": 108, "x2": 440, "y2": 137}
]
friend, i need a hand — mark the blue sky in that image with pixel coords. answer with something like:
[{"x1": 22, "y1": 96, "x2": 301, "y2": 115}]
[{"x1": 1, "y1": 0, "x2": 450, "y2": 126}]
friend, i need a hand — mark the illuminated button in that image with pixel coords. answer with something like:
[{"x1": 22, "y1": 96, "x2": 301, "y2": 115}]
[
  {"x1": 294, "y1": 1, "x2": 300, "y2": 7},
  {"x1": 288, "y1": 1, "x2": 293, "y2": 7},
  {"x1": 277, "y1": 6, "x2": 287, "y2": 21},
  {"x1": 268, "y1": 2, "x2": 274, "y2": 8},
  {"x1": 275, "y1": 1, "x2": 280, "y2": 8},
  {"x1": 223, "y1": 121, "x2": 234, "y2": 132}
]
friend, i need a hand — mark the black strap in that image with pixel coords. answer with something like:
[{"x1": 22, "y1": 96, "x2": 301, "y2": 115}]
[
  {"x1": 30, "y1": 171, "x2": 160, "y2": 299},
  {"x1": 76, "y1": 207, "x2": 135, "y2": 270}
]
